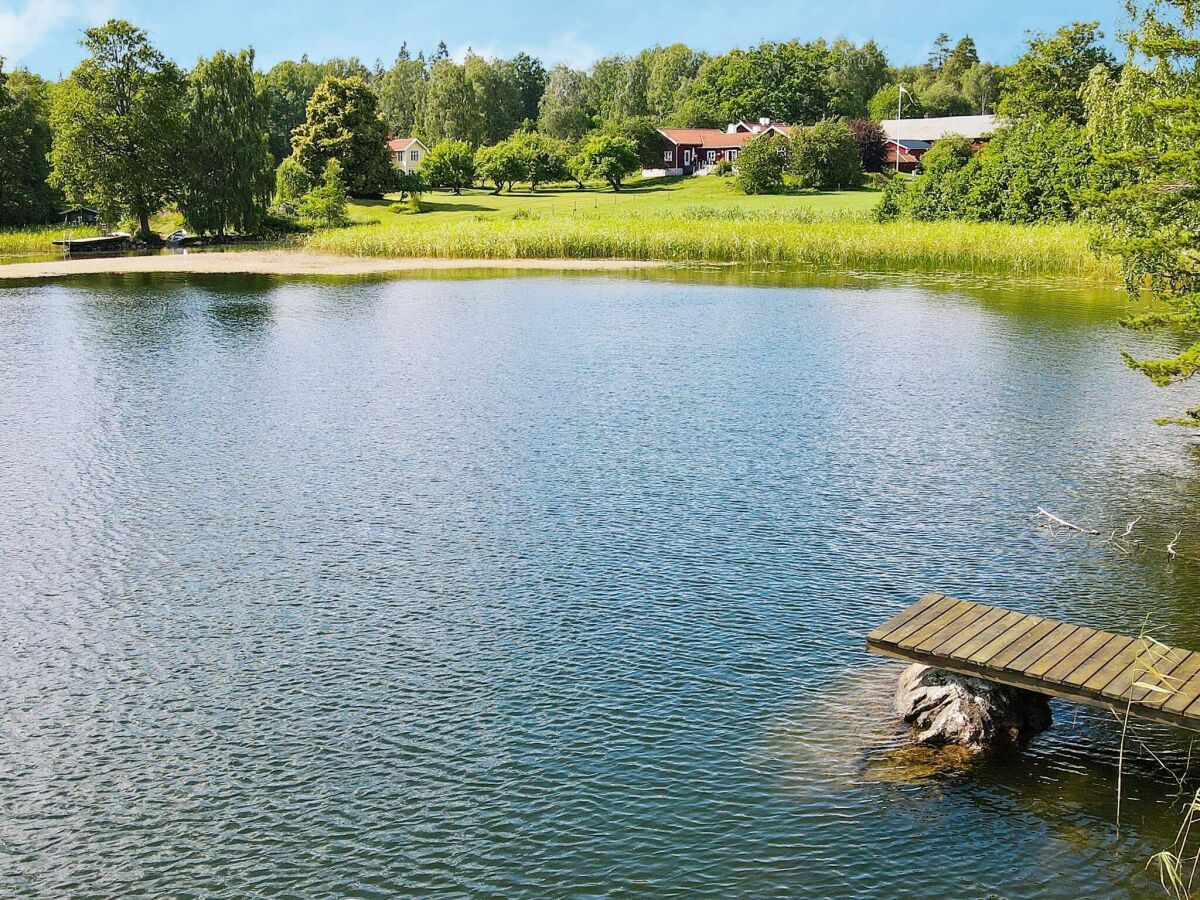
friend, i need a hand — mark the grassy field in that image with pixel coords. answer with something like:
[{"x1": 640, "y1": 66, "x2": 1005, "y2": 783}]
[
  {"x1": 0, "y1": 224, "x2": 101, "y2": 259},
  {"x1": 347, "y1": 175, "x2": 880, "y2": 226},
  {"x1": 314, "y1": 176, "x2": 1117, "y2": 281}
]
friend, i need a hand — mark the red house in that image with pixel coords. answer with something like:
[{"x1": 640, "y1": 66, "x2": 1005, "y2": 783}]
[{"x1": 649, "y1": 119, "x2": 794, "y2": 176}]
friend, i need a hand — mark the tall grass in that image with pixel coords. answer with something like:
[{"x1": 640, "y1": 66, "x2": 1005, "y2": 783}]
[
  {"x1": 304, "y1": 216, "x2": 1119, "y2": 280},
  {"x1": 0, "y1": 224, "x2": 98, "y2": 258}
]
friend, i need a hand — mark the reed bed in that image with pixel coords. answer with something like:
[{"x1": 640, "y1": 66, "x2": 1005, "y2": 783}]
[
  {"x1": 305, "y1": 216, "x2": 1118, "y2": 281},
  {"x1": 0, "y1": 224, "x2": 98, "y2": 258}
]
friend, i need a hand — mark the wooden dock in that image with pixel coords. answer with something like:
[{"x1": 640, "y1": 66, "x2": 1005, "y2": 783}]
[
  {"x1": 51, "y1": 233, "x2": 132, "y2": 254},
  {"x1": 867, "y1": 593, "x2": 1200, "y2": 732}
]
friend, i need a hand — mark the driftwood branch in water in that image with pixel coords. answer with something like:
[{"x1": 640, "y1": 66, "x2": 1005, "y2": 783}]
[{"x1": 1036, "y1": 507, "x2": 1101, "y2": 535}]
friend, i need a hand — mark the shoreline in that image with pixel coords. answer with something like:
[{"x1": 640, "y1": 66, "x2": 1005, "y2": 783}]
[{"x1": 0, "y1": 250, "x2": 671, "y2": 281}]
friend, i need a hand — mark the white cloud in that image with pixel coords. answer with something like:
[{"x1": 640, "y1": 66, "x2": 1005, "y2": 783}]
[{"x1": 0, "y1": 0, "x2": 78, "y2": 63}]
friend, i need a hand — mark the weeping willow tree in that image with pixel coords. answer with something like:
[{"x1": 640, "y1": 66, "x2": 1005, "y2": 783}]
[{"x1": 1091, "y1": 0, "x2": 1200, "y2": 424}]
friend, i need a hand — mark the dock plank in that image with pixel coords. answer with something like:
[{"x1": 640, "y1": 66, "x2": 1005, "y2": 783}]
[{"x1": 867, "y1": 595, "x2": 1200, "y2": 733}]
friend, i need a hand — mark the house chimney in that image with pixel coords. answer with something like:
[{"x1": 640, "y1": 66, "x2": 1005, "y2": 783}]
[{"x1": 758, "y1": 116, "x2": 770, "y2": 126}]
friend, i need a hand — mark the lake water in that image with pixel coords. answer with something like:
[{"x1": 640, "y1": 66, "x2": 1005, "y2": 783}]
[{"x1": 3, "y1": 269, "x2": 1200, "y2": 898}]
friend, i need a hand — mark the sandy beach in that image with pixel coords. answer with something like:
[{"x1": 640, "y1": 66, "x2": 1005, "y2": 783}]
[{"x1": 0, "y1": 250, "x2": 669, "y2": 280}]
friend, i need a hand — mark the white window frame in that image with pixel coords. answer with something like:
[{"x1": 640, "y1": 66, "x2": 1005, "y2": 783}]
[
  {"x1": 664, "y1": 149, "x2": 674, "y2": 162},
  {"x1": 728, "y1": 149, "x2": 738, "y2": 160},
  {"x1": 706, "y1": 150, "x2": 716, "y2": 163},
  {"x1": 410, "y1": 148, "x2": 420, "y2": 161},
  {"x1": 683, "y1": 148, "x2": 693, "y2": 165}
]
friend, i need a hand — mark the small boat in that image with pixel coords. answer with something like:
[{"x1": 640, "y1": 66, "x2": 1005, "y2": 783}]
[{"x1": 165, "y1": 229, "x2": 188, "y2": 245}]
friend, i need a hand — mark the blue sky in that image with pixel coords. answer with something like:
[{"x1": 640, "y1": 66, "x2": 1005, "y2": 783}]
[{"x1": 3, "y1": 0, "x2": 1124, "y2": 77}]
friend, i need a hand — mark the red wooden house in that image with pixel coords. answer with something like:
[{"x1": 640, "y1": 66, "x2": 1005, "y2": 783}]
[{"x1": 649, "y1": 119, "x2": 794, "y2": 176}]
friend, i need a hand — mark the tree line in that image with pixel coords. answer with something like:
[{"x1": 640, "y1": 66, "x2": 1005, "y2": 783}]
[{"x1": 1, "y1": 23, "x2": 1023, "y2": 234}]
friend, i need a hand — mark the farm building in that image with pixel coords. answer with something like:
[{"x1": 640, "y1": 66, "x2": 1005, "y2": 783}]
[
  {"x1": 647, "y1": 119, "x2": 793, "y2": 177},
  {"x1": 883, "y1": 138, "x2": 932, "y2": 173},
  {"x1": 387, "y1": 137, "x2": 429, "y2": 174},
  {"x1": 878, "y1": 115, "x2": 998, "y2": 173}
]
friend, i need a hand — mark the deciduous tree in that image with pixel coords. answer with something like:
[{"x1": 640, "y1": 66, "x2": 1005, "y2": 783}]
[
  {"x1": 0, "y1": 64, "x2": 58, "y2": 226},
  {"x1": 179, "y1": 49, "x2": 273, "y2": 236},
  {"x1": 50, "y1": 19, "x2": 187, "y2": 239},
  {"x1": 290, "y1": 75, "x2": 394, "y2": 196},
  {"x1": 572, "y1": 132, "x2": 639, "y2": 190},
  {"x1": 538, "y1": 65, "x2": 592, "y2": 140},
  {"x1": 420, "y1": 139, "x2": 476, "y2": 193},
  {"x1": 788, "y1": 119, "x2": 863, "y2": 190},
  {"x1": 999, "y1": 22, "x2": 1116, "y2": 124}
]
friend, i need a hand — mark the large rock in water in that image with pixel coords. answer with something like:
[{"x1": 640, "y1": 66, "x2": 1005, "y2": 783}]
[{"x1": 895, "y1": 664, "x2": 1052, "y2": 750}]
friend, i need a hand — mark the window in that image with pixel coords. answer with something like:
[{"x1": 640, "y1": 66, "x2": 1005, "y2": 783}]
[
  {"x1": 396, "y1": 151, "x2": 403, "y2": 162},
  {"x1": 683, "y1": 149, "x2": 692, "y2": 164},
  {"x1": 728, "y1": 149, "x2": 738, "y2": 160},
  {"x1": 664, "y1": 150, "x2": 674, "y2": 162},
  {"x1": 410, "y1": 149, "x2": 419, "y2": 161},
  {"x1": 706, "y1": 150, "x2": 716, "y2": 162}
]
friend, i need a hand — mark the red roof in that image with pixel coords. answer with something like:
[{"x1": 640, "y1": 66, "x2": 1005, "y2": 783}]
[
  {"x1": 387, "y1": 137, "x2": 424, "y2": 152},
  {"x1": 658, "y1": 129, "x2": 758, "y2": 150}
]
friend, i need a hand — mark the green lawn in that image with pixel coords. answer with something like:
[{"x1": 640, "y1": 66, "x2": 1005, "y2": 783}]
[{"x1": 348, "y1": 175, "x2": 881, "y2": 226}]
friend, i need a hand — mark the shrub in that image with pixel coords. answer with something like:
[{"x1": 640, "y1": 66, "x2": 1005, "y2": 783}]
[
  {"x1": 713, "y1": 158, "x2": 734, "y2": 176},
  {"x1": 388, "y1": 194, "x2": 424, "y2": 215},
  {"x1": 788, "y1": 119, "x2": 863, "y2": 191},
  {"x1": 847, "y1": 118, "x2": 888, "y2": 173},
  {"x1": 393, "y1": 170, "x2": 426, "y2": 198},
  {"x1": 275, "y1": 157, "x2": 311, "y2": 204},
  {"x1": 296, "y1": 158, "x2": 349, "y2": 228},
  {"x1": 735, "y1": 133, "x2": 788, "y2": 194}
]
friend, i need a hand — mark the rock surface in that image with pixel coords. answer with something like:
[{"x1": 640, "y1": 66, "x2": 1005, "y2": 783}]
[{"x1": 895, "y1": 664, "x2": 1052, "y2": 751}]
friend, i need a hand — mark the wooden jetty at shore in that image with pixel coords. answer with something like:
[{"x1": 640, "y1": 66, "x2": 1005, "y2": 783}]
[
  {"x1": 51, "y1": 233, "x2": 133, "y2": 254},
  {"x1": 868, "y1": 593, "x2": 1200, "y2": 732}
]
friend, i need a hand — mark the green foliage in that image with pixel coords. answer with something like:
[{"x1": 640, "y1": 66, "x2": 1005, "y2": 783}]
[
  {"x1": 179, "y1": 49, "x2": 273, "y2": 236},
  {"x1": 274, "y1": 157, "x2": 311, "y2": 204},
  {"x1": 290, "y1": 75, "x2": 393, "y2": 196},
  {"x1": 420, "y1": 139, "x2": 476, "y2": 193},
  {"x1": 920, "y1": 81, "x2": 974, "y2": 117},
  {"x1": 537, "y1": 65, "x2": 592, "y2": 140},
  {"x1": 878, "y1": 122, "x2": 1095, "y2": 224},
  {"x1": 389, "y1": 194, "x2": 424, "y2": 215},
  {"x1": 1089, "y1": 0, "x2": 1200, "y2": 409},
  {"x1": 847, "y1": 118, "x2": 888, "y2": 173},
  {"x1": 788, "y1": 119, "x2": 863, "y2": 190},
  {"x1": 961, "y1": 118, "x2": 1094, "y2": 223},
  {"x1": 376, "y1": 49, "x2": 427, "y2": 138},
  {"x1": 688, "y1": 41, "x2": 832, "y2": 125},
  {"x1": 602, "y1": 116, "x2": 662, "y2": 166},
  {"x1": 868, "y1": 83, "x2": 923, "y2": 121},
  {"x1": 0, "y1": 64, "x2": 59, "y2": 226},
  {"x1": 827, "y1": 40, "x2": 890, "y2": 118},
  {"x1": 509, "y1": 52, "x2": 548, "y2": 123},
  {"x1": 50, "y1": 19, "x2": 187, "y2": 238},
  {"x1": 572, "y1": 132, "x2": 639, "y2": 190},
  {"x1": 960, "y1": 63, "x2": 1002, "y2": 114},
  {"x1": 259, "y1": 56, "x2": 371, "y2": 162},
  {"x1": 393, "y1": 170, "x2": 426, "y2": 198},
  {"x1": 512, "y1": 132, "x2": 571, "y2": 189},
  {"x1": 713, "y1": 158, "x2": 734, "y2": 176},
  {"x1": 735, "y1": 133, "x2": 789, "y2": 194},
  {"x1": 296, "y1": 158, "x2": 349, "y2": 228},
  {"x1": 475, "y1": 140, "x2": 526, "y2": 192},
  {"x1": 998, "y1": 22, "x2": 1116, "y2": 125}
]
